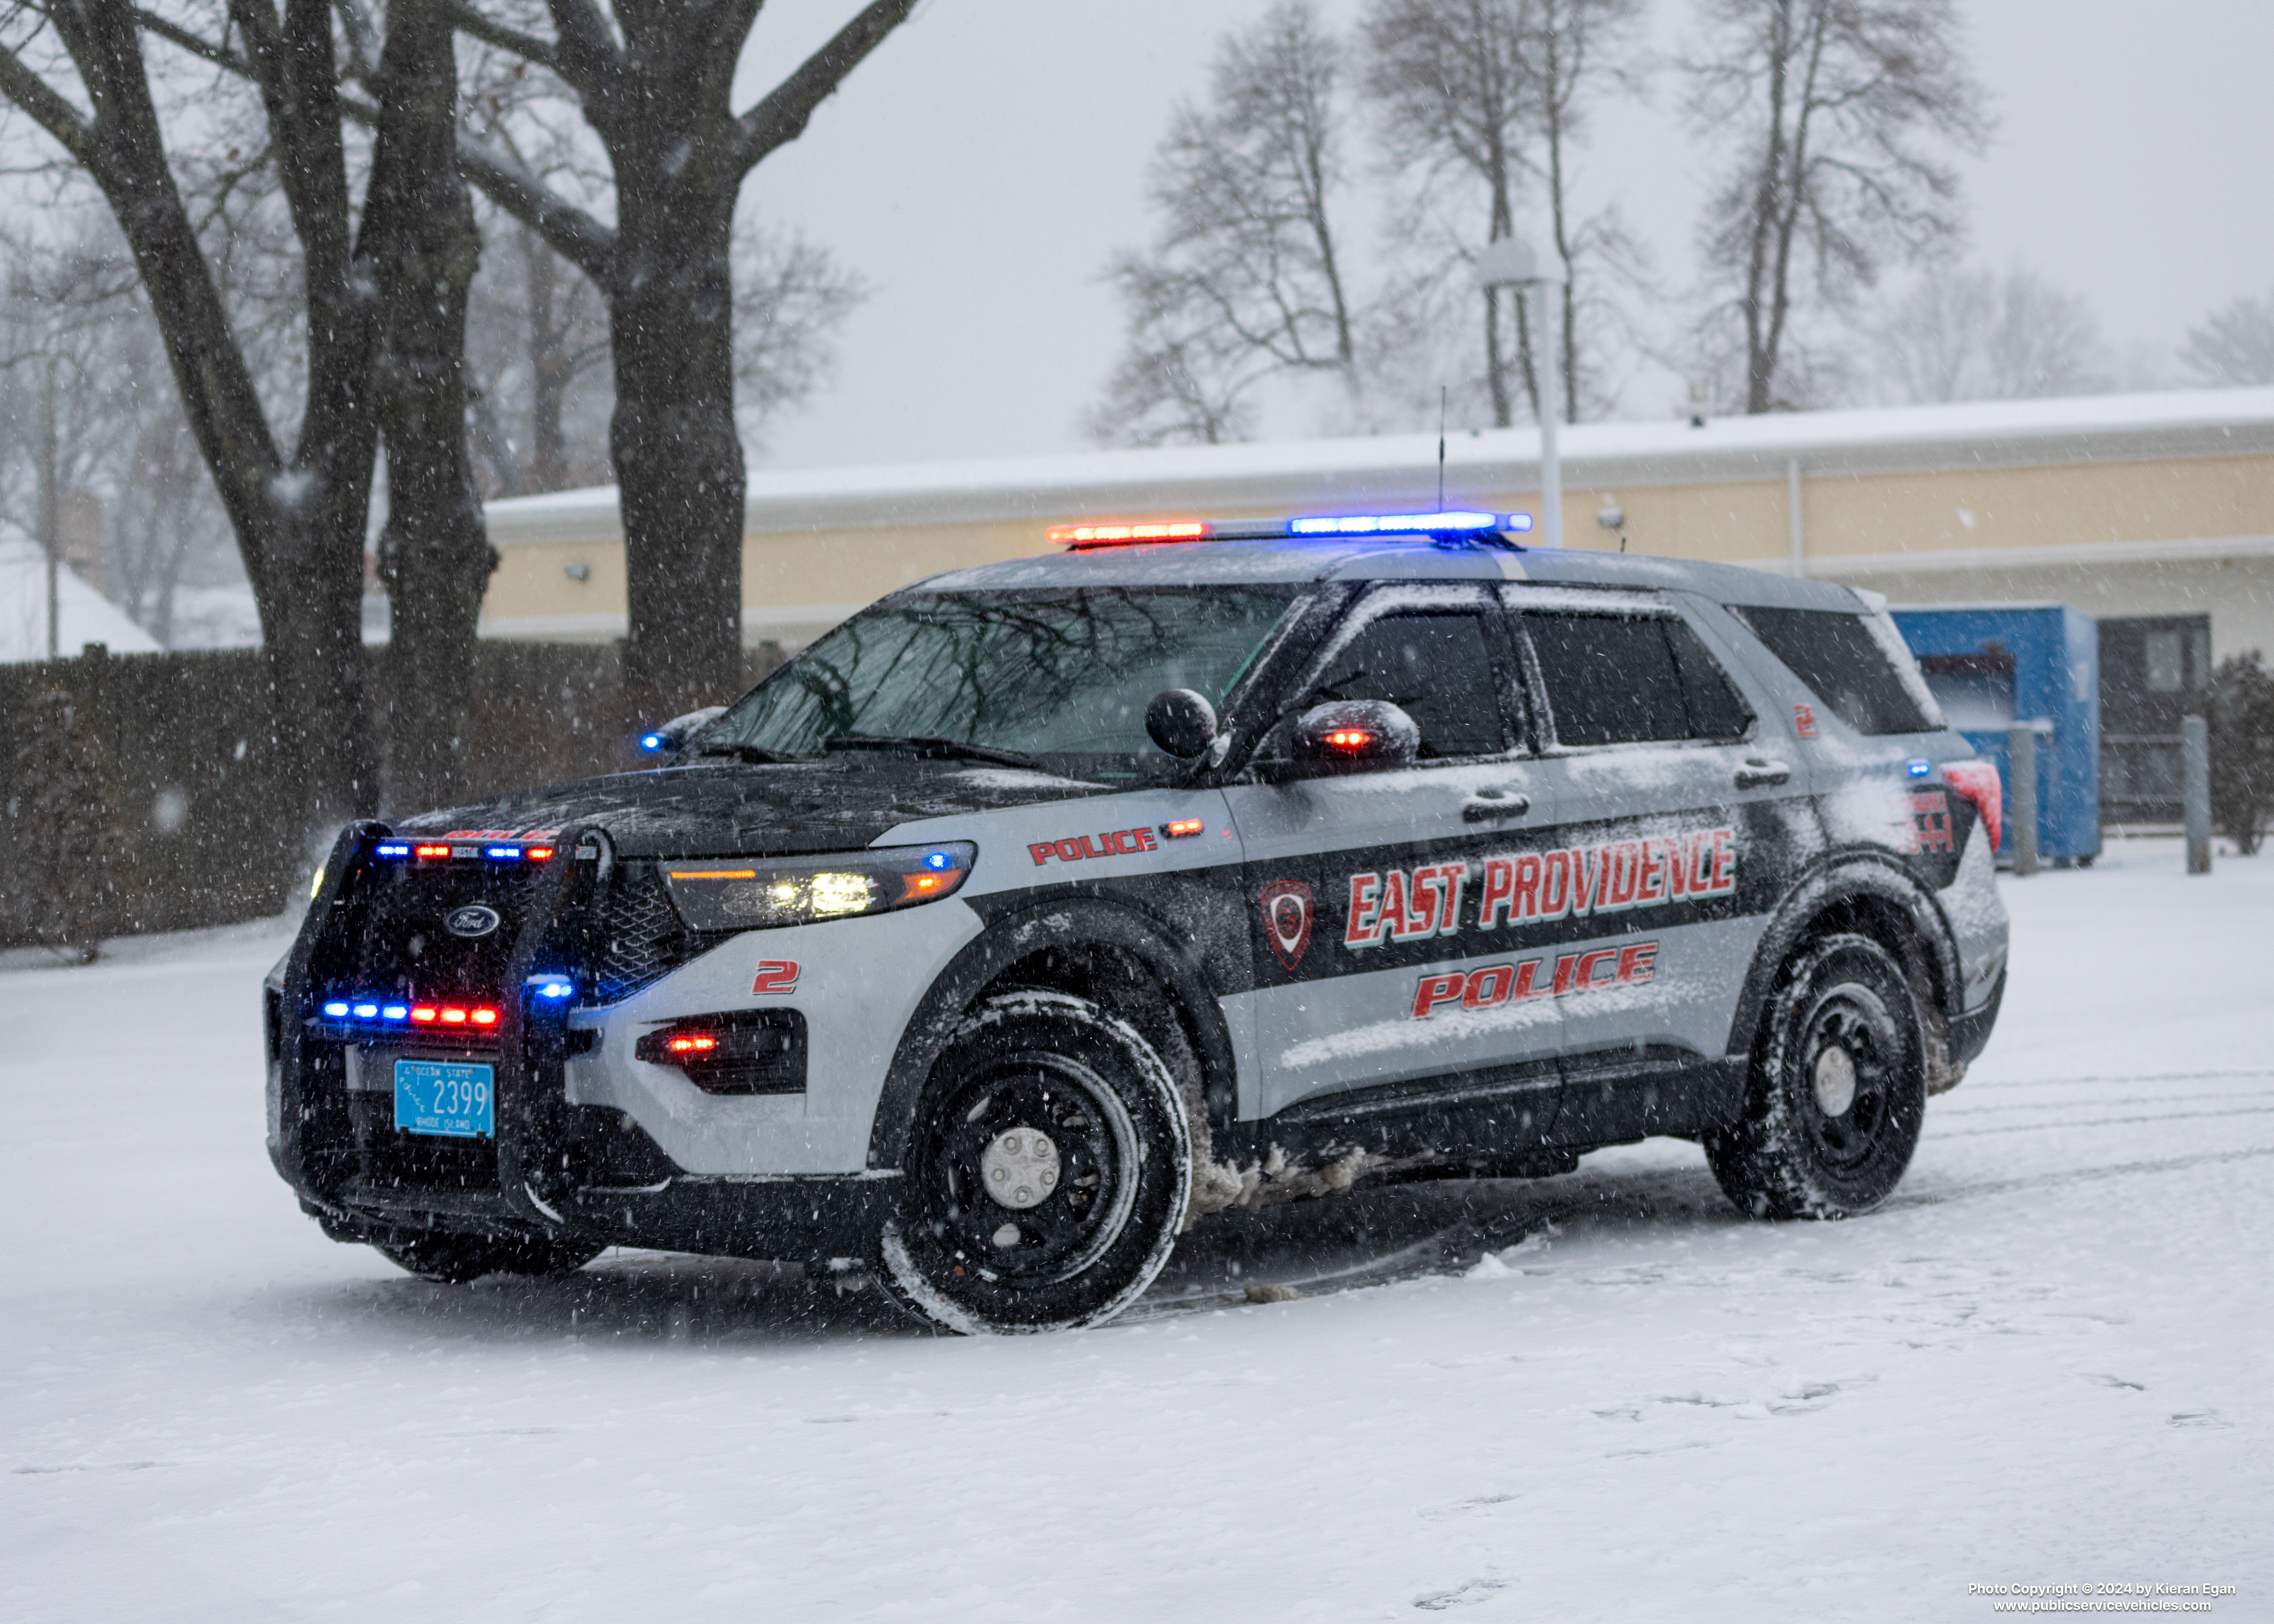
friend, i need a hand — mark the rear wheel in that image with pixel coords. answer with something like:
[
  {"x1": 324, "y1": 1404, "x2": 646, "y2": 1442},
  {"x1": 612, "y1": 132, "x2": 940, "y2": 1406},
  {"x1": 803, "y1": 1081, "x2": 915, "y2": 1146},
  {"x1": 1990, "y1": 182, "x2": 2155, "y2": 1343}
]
[
  {"x1": 1707, "y1": 932, "x2": 1927, "y2": 1220},
  {"x1": 879, "y1": 991, "x2": 1191, "y2": 1334},
  {"x1": 372, "y1": 1228, "x2": 603, "y2": 1284}
]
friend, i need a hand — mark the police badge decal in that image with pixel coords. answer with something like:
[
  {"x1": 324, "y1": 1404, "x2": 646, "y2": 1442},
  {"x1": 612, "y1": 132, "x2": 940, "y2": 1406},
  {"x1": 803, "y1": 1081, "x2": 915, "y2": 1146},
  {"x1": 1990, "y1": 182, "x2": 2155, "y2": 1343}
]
[{"x1": 1259, "y1": 879, "x2": 1314, "y2": 971}]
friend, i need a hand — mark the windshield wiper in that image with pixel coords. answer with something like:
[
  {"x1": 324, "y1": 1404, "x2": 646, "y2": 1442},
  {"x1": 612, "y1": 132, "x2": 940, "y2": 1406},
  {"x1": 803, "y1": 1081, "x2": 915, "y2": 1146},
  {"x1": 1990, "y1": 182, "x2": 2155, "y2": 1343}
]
[
  {"x1": 694, "y1": 741, "x2": 802, "y2": 765},
  {"x1": 822, "y1": 733, "x2": 1043, "y2": 770}
]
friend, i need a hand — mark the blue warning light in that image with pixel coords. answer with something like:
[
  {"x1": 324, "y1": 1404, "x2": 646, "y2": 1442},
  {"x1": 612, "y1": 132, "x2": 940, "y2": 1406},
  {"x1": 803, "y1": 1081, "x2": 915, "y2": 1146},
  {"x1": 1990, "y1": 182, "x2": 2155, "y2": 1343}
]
[
  {"x1": 639, "y1": 733, "x2": 667, "y2": 751},
  {"x1": 1907, "y1": 759, "x2": 1932, "y2": 778},
  {"x1": 323, "y1": 1001, "x2": 350, "y2": 1018},
  {"x1": 924, "y1": 851, "x2": 954, "y2": 871}
]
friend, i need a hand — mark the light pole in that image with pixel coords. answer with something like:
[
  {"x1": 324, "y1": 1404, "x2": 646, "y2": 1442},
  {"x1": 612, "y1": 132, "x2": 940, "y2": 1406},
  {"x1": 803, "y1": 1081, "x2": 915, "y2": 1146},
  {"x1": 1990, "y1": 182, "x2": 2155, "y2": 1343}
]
[{"x1": 1475, "y1": 237, "x2": 1568, "y2": 548}]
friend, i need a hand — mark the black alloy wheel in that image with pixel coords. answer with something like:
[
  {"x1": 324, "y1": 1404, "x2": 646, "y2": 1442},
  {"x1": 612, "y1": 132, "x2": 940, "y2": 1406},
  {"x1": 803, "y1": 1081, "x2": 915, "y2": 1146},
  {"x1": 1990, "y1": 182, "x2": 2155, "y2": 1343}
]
[
  {"x1": 1706, "y1": 932, "x2": 1927, "y2": 1220},
  {"x1": 880, "y1": 991, "x2": 1192, "y2": 1334}
]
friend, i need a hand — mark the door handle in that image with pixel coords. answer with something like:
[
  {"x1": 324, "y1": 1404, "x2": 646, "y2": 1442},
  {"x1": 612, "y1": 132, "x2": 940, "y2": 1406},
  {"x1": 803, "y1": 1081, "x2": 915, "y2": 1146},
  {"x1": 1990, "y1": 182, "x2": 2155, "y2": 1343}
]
[
  {"x1": 1462, "y1": 789, "x2": 1532, "y2": 822},
  {"x1": 1734, "y1": 757, "x2": 1791, "y2": 789}
]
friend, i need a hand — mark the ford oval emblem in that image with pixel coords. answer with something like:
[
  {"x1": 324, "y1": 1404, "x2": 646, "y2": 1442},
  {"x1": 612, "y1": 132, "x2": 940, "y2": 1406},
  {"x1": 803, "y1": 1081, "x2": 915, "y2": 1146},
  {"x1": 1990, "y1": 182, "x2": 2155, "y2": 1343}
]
[{"x1": 444, "y1": 904, "x2": 502, "y2": 939}]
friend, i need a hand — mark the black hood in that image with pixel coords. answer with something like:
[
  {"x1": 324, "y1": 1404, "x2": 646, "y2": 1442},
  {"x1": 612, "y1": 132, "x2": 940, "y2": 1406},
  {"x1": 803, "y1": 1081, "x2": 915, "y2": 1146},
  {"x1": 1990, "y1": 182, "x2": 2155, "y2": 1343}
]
[{"x1": 394, "y1": 758, "x2": 1111, "y2": 858}]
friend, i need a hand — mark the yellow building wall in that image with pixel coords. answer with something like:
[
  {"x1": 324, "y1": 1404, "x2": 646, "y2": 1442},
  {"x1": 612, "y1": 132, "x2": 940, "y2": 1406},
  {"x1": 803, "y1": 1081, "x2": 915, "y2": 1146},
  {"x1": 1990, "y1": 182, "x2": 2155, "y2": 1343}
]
[{"x1": 477, "y1": 452, "x2": 2274, "y2": 635}]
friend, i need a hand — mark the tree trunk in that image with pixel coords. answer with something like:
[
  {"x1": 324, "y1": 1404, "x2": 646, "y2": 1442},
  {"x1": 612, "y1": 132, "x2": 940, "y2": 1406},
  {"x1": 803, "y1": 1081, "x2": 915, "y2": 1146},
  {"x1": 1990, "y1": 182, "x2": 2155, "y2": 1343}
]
[
  {"x1": 609, "y1": 177, "x2": 745, "y2": 725},
  {"x1": 366, "y1": 0, "x2": 492, "y2": 814}
]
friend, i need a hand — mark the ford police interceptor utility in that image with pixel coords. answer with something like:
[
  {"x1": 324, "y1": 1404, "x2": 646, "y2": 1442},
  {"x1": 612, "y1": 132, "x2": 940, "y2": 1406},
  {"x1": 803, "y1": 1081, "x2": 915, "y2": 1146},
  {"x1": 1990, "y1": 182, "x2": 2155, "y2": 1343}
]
[{"x1": 267, "y1": 509, "x2": 2009, "y2": 1334}]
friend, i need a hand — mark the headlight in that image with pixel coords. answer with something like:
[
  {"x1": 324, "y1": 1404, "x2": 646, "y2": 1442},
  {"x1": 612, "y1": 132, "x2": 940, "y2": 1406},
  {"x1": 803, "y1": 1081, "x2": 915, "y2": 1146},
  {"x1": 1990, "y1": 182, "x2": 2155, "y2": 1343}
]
[{"x1": 661, "y1": 842, "x2": 976, "y2": 931}]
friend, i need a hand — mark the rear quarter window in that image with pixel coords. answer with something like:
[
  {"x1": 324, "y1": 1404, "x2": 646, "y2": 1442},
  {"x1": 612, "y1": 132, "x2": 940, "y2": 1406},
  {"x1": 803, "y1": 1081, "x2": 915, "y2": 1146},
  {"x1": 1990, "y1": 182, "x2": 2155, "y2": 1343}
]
[{"x1": 1728, "y1": 606, "x2": 1940, "y2": 736}]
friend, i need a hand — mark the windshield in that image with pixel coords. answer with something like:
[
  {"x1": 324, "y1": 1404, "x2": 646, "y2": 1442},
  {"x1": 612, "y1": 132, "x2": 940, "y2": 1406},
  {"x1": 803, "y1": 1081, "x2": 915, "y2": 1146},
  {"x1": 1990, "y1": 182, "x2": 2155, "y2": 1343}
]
[{"x1": 704, "y1": 586, "x2": 1301, "y2": 774}]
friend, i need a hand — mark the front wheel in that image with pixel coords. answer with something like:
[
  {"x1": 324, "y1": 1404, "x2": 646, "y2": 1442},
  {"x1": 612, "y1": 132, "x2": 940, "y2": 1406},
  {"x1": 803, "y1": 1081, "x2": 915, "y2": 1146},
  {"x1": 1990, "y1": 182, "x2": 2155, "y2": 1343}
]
[
  {"x1": 1706, "y1": 932, "x2": 1927, "y2": 1220},
  {"x1": 879, "y1": 991, "x2": 1192, "y2": 1334},
  {"x1": 371, "y1": 1228, "x2": 603, "y2": 1283}
]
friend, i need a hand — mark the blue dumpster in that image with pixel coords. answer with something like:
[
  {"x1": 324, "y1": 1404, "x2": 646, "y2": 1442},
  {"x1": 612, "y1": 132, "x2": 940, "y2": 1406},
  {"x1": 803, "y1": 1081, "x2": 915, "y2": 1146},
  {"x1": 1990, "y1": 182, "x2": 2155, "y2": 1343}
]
[{"x1": 1891, "y1": 604, "x2": 2100, "y2": 866}]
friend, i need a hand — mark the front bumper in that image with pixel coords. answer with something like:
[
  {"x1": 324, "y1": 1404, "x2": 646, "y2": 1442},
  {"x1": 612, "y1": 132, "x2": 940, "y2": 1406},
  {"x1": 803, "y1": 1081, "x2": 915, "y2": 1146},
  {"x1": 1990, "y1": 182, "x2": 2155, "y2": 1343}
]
[{"x1": 268, "y1": 822, "x2": 909, "y2": 1264}]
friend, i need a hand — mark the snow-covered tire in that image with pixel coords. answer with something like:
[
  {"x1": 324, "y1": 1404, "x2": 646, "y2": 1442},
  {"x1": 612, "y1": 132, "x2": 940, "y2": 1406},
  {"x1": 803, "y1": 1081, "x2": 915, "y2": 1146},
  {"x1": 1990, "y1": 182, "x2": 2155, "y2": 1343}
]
[
  {"x1": 1706, "y1": 932, "x2": 1927, "y2": 1221},
  {"x1": 878, "y1": 991, "x2": 1192, "y2": 1334},
  {"x1": 371, "y1": 1228, "x2": 602, "y2": 1284}
]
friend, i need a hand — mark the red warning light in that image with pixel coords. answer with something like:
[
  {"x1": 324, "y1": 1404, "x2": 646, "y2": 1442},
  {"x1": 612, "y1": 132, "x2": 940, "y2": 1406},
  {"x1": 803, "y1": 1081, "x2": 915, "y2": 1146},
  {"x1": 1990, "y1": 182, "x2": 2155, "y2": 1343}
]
[
  {"x1": 1162, "y1": 818, "x2": 1206, "y2": 838},
  {"x1": 410, "y1": 1006, "x2": 438, "y2": 1023},
  {"x1": 666, "y1": 1033, "x2": 719, "y2": 1055},
  {"x1": 524, "y1": 846, "x2": 555, "y2": 862},
  {"x1": 470, "y1": 1008, "x2": 499, "y2": 1026},
  {"x1": 1325, "y1": 728, "x2": 1376, "y2": 751},
  {"x1": 440, "y1": 1007, "x2": 468, "y2": 1024},
  {"x1": 414, "y1": 844, "x2": 451, "y2": 859},
  {"x1": 1048, "y1": 520, "x2": 1209, "y2": 547}
]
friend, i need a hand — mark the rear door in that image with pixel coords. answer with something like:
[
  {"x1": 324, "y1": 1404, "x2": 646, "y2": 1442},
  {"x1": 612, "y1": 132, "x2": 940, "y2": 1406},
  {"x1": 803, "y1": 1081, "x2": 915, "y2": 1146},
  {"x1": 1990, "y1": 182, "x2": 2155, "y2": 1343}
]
[
  {"x1": 1221, "y1": 582, "x2": 1563, "y2": 1134},
  {"x1": 1499, "y1": 587, "x2": 1816, "y2": 1141}
]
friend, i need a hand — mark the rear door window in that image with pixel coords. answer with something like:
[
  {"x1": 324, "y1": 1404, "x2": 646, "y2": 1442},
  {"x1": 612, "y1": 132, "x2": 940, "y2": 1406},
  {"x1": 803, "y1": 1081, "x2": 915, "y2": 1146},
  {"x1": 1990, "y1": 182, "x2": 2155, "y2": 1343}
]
[
  {"x1": 1520, "y1": 612, "x2": 1752, "y2": 747},
  {"x1": 1727, "y1": 606, "x2": 1938, "y2": 735}
]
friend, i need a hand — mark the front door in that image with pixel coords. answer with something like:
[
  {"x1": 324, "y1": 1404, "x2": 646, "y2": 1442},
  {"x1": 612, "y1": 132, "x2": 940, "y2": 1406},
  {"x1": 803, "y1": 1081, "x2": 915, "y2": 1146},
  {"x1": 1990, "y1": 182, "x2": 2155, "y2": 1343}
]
[{"x1": 1222, "y1": 583, "x2": 1563, "y2": 1146}]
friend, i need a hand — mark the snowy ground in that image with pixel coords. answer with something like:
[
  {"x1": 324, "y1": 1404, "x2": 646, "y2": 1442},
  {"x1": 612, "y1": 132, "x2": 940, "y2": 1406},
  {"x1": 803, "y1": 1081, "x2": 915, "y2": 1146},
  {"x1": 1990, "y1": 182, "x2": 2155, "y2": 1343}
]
[{"x1": 3, "y1": 839, "x2": 2267, "y2": 1622}]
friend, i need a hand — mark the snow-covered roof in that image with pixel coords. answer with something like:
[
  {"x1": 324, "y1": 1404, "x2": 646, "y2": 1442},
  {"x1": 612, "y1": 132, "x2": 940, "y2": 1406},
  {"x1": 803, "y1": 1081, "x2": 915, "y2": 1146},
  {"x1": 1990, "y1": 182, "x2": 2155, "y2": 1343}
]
[
  {"x1": 0, "y1": 533, "x2": 161, "y2": 663},
  {"x1": 484, "y1": 387, "x2": 2274, "y2": 547}
]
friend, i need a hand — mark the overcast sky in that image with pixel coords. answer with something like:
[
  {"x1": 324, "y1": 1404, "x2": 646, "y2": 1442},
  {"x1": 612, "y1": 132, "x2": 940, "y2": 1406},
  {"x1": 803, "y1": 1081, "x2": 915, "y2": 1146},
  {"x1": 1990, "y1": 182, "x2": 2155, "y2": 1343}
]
[{"x1": 730, "y1": 0, "x2": 2274, "y2": 473}]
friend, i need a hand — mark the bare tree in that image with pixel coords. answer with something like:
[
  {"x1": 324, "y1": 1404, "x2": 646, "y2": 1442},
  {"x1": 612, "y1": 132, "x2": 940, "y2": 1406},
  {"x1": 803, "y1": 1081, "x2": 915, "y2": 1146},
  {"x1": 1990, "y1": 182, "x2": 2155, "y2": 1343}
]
[
  {"x1": 1090, "y1": 1, "x2": 1367, "y2": 446},
  {"x1": 1363, "y1": 0, "x2": 1537, "y2": 427},
  {"x1": 2179, "y1": 290, "x2": 2274, "y2": 388},
  {"x1": 1683, "y1": 0, "x2": 1990, "y2": 414},
  {"x1": 445, "y1": 0, "x2": 917, "y2": 723},
  {"x1": 0, "y1": 225, "x2": 235, "y2": 649},
  {"x1": 1364, "y1": 0, "x2": 1649, "y2": 427},
  {"x1": 365, "y1": 0, "x2": 494, "y2": 812},
  {"x1": 1870, "y1": 262, "x2": 2109, "y2": 404},
  {"x1": 0, "y1": 0, "x2": 386, "y2": 824}
]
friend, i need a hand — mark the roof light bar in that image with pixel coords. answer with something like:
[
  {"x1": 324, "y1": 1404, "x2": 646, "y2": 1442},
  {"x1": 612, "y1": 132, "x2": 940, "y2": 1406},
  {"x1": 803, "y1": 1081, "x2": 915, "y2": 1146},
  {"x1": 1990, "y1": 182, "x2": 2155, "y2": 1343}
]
[
  {"x1": 1288, "y1": 510, "x2": 1499, "y2": 536},
  {"x1": 1050, "y1": 511, "x2": 1534, "y2": 548}
]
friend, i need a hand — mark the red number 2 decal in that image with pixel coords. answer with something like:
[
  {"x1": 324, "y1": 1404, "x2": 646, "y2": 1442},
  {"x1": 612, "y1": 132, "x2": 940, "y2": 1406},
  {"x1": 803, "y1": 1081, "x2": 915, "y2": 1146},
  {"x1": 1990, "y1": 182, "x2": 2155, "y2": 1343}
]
[{"x1": 752, "y1": 960, "x2": 800, "y2": 995}]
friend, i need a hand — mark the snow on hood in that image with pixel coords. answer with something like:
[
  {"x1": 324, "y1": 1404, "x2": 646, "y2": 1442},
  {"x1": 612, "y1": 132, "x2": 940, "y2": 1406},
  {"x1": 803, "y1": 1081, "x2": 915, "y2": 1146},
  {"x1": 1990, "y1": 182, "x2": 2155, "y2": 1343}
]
[{"x1": 391, "y1": 758, "x2": 1111, "y2": 858}]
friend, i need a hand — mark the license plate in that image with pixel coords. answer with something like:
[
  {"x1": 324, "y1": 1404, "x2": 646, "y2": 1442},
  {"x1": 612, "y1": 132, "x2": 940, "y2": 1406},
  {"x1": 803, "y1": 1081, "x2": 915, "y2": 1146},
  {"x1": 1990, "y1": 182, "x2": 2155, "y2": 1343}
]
[{"x1": 394, "y1": 1059, "x2": 495, "y2": 1138}]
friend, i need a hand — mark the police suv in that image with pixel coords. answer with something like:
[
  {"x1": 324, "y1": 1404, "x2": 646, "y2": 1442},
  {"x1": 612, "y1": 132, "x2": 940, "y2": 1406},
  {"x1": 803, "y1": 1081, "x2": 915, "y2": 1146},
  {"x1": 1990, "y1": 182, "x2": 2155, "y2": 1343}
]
[{"x1": 268, "y1": 509, "x2": 2009, "y2": 1333}]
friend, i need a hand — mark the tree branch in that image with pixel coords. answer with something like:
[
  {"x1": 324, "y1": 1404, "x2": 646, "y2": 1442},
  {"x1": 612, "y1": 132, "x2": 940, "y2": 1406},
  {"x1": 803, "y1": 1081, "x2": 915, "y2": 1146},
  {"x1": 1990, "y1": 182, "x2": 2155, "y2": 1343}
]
[
  {"x1": 132, "y1": 8, "x2": 252, "y2": 74},
  {"x1": 540, "y1": 0, "x2": 619, "y2": 99},
  {"x1": 455, "y1": 128, "x2": 616, "y2": 282},
  {"x1": 0, "y1": 42, "x2": 96, "y2": 165},
  {"x1": 444, "y1": 0, "x2": 561, "y2": 74},
  {"x1": 732, "y1": 0, "x2": 915, "y2": 175}
]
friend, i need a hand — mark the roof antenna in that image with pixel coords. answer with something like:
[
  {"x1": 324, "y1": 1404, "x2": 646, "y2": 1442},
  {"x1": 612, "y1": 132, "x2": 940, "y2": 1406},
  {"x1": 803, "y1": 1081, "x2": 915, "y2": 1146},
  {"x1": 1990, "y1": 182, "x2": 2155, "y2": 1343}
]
[{"x1": 1436, "y1": 386, "x2": 1447, "y2": 511}]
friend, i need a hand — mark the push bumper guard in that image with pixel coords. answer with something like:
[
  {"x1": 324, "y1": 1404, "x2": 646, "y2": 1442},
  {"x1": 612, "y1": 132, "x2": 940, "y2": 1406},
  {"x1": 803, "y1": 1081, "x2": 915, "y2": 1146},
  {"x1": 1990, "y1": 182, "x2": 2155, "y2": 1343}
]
[{"x1": 272, "y1": 822, "x2": 895, "y2": 1264}]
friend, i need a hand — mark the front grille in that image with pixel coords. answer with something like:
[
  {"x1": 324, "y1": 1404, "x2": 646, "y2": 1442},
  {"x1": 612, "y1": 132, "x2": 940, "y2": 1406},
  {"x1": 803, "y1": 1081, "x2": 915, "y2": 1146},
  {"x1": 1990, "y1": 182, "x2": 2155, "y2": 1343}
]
[
  {"x1": 590, "y1": 862, "x2": 725, "y2": 1003},
  {"x1": 321, "y1": 858, "x2": 549, "y2": 1011}
]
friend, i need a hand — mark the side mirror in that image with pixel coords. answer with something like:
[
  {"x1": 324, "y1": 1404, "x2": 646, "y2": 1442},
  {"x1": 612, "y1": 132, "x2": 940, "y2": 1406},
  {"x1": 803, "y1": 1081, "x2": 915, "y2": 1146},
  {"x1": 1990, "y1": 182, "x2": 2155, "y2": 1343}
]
[
  {"x1": 1293, "y1": 699, "x2": 1420, "y2": 771},
  {"x1": 639, "y1": 705, "x2": 728, "y2": 756},
  {"x1": 1145, "y1": 688, "x2": 1220, "y2": 759}
]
